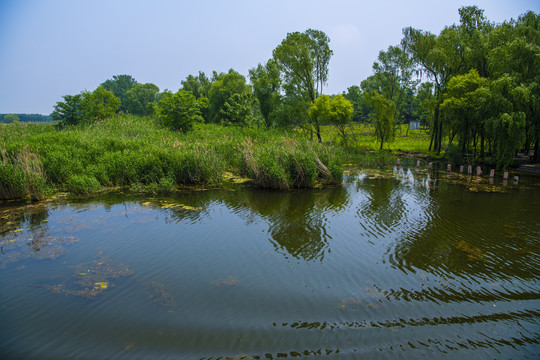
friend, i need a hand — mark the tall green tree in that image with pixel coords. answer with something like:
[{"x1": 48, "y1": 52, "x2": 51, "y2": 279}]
[
  {"x1": 343, "y1": 85, "x2": 372, "y2": 123},
  {"x1": 488, "y1": 11, "x2": 540, "y2": 162},
  {"x1": 402, "y1": 25, "x2": 464, "y2": 153},
  {"x1": 459, "y1": 6, "x2": 492, "y2": 77},
  {"x1": 372, "y1": 45, "x2": 417, "y2": 124},
  {"x1": 207, "y1": 69, "x2": 251, "y2": 123},
  {"x1": 249, "y1": 59, "x2": 282, "y2": 127},
  {"x1": 181, "y1": 71, "x2": 211, "y2": 99},
  {"x1": 100, "y1": 74, "x2": 137, "y2": 112},
  {"x1": 124, "y1": 83, "x2": 160, "y2": 116},
  {"x1": 440, "y1": 69, "x2": 489, "y2": 155},
  {"x1": 413, "y1": 82, "x2": 436, "y2": 129},
  {"x1": 272, "y1": 29, "x2": 333, "y2": 138},
  {"x1": 486, "y1": 75, "x2": 529, "y2": 169},
  {"x1": 50, "y1": 94, "x2": 83, "y2": 126},
  {"x1": 81, "y1": 86, "x2": 121, "y2": 122},
  {"x1": 273, "y1": 29, "x2": 332, "y2": 102},
  {"x1": 153, "y1": 90, "x2": 208, "y2": 132},
  {"x1": 220, "y1": 93, "x2": 257, "y2": 126},
  {"x1": 364, "y1": 91, "x2": 396, "y2": 150}
]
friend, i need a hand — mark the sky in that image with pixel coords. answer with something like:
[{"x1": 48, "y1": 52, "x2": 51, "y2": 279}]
[{"x1": 0, "y1": 0, "x2": 538, "y2": 115}]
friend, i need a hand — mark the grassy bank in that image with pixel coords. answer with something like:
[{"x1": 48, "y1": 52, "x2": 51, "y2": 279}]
[
  {"x1": 0, "y1": 115, "x2": 344, "y2": 200},
  {"x1": 295, "y1": 123, "x2": 433, "y2": 167}
]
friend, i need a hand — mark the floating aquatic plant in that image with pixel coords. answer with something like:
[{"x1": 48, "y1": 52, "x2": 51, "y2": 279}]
[
  {"x1": 144, "y1": 282, "x2": 175, "y2": 308},
  {"x1": 44, "y1": 254, "x2": 133, "y2": 298},
  {"x1": 455, "y1": 240, "x2": 485, "y2": 262},
  {"x1": 213, "y1": 275, "x2": 239, "y2": 287}
]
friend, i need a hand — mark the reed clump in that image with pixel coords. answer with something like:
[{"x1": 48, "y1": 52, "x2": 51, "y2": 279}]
[
  {"x1": 0, "y1": 146, "x2": 48, "y2": 200},
  {"x1": 239, "y1": 137, "x2": 342, "y2": 190}
]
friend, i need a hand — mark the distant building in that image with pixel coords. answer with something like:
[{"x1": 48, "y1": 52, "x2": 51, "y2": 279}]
[{"x1": 409, "y1": 120, "x2": 420, "y2": 130}]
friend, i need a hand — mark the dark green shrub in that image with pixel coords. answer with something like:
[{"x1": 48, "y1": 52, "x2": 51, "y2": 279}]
[
  {"x1": 65, "y1": 174, "x2": 100, "y2": 195},
  {"x1": 445, "y1": 143, "x2": 463, "y2": 166}
]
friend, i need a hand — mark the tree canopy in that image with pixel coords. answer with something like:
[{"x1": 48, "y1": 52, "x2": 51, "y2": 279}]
[{"x1": 153, "y1": 90, "x2": 208, "y2": 132}]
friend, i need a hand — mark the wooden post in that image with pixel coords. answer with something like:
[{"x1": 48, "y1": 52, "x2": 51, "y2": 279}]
[
  {"x1": 447, "y1": 164, "x2": 451, "y2": 171},
  {"x1": 416, "y1": 160, "x2": 421, "y2": 168},
  {"x1": 476, "y1": 166, "x2": 482, "y2": 176},
  {"x1": 489, "y1": 169, "x2": 495, "y2": 178},
  {"x1": 459, "y1": 165, "x2": 464, "y2": 173},
  {"x1": 468, "y1": 165, "x2": 472, "y2": 174},
  {"x1": 503, "y1": 172, "x2": 509, "y2": 179}
]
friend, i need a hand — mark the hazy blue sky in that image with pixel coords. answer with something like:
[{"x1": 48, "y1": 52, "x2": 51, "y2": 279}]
[{"x1": 0, "y1": 0, "x2": 538, "y2": 114}]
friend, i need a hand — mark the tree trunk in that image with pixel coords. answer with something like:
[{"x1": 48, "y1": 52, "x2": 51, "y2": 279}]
[{"x1": 480, "y1": 128, "x2": 485, "y2": 158}]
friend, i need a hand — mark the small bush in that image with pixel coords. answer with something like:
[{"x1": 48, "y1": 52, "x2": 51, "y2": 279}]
[{"x1": 65, "y1": 174, "x2": 100, "y2": 195}]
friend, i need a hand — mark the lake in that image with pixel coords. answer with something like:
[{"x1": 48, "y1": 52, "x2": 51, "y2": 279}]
[{"x1": 1, "y1": 166, "x2": 539, "y2": 359}]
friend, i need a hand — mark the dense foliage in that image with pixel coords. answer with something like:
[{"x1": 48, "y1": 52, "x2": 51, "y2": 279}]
[{"x1": 0, "y1": 116, "x2": 344, "y2": 200}]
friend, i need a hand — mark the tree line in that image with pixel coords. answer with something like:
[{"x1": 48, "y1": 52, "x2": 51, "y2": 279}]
[
  {"x1": 1, "y1": 114, "x2": 50, "y2": 123},
  {"x1": 50, "y1": 6, "x2": 539, "y2": 168}
]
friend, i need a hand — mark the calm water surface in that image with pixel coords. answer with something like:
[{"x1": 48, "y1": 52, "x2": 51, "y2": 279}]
[{"x1": 1, "y1": 167, "x2": 539, "y2": 359}]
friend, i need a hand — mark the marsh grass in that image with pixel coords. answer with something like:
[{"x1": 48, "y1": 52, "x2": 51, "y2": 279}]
[
  {"x1": 0, "y1": 146, "x2": 48, "y2": 200},
  {"x1": 0, "y1": 115, "x2": 344, "y2": 198}
]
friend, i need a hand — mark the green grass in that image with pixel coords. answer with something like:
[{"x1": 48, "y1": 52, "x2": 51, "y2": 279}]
[
  {"x1": 293, "y1": 123, "x2": 433, "y2": 166},
  {"x1": 0, "y1": 115, "x2": 345, "y2": 199}
]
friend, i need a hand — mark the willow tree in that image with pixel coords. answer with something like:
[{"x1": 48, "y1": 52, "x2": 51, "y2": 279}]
[
  {"x1": 402, "y1": 25, "x2": 464, "y2": 153},
  {"x1": 488, "y1": 11, "x2": 540, "y2": 162},
  {"x1": 486, "y1": 75, "x2": 528, "y2": 170},
  {"x1": 372, "y1": 45, "x2": 417, "y2": 125},
  {"x1": 440, "y1": 69, "x2": 488, "y2": 156},
  {"x1": 365, "y1": 91, "x2": 395, "y2": 150}
]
